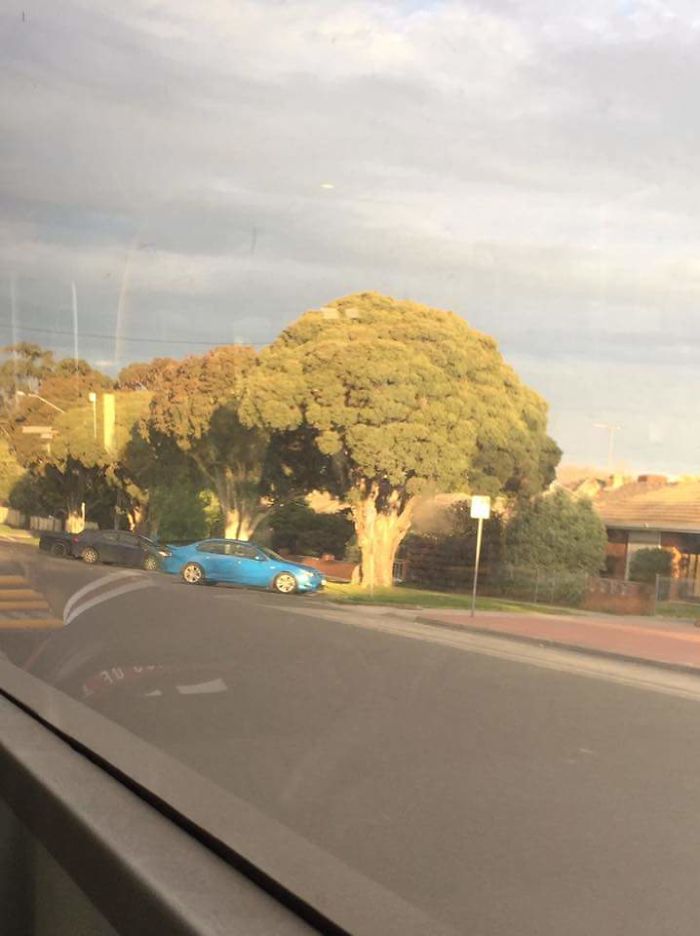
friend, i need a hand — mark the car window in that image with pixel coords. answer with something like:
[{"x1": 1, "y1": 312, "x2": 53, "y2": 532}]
[
  {"x1": 100, "y1": 532, "x2": 120, "y2": 543},
  {"x1": 197, "y1": 542, "x2": 226, "y2": 555},
  {"x1": 225, "y1": 543, "x2": 258, "y2": 558},
  {"x1": 118, "y1": 532, "x2": 137, "y2": 544}
]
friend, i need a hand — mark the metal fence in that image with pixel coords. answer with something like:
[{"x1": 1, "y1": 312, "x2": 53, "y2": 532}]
[
  {"x1": 654, "y1": 575, "x2": 700, "y2": 618},
  {"x1": 400, "y1": 557, "x2": 589, "y2": 608},
  {"x1": 484, "y1": 565, "x2": 589, "y2": 608}
]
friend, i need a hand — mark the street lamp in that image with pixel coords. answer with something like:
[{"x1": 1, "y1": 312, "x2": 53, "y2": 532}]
[
  {"x1": 15, "y1": 391, "x2": 66, "y2": 415},
  {"x1": 593, "y1": 422, "x2": 621, "y2": 472}
]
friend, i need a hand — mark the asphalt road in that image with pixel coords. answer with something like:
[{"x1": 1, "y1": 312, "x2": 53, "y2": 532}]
[{"x1": 6, "y1": 544, "x2": 700, "y2": 934}]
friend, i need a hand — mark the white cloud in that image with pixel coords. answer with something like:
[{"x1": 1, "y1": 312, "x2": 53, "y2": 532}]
[{"x1": 3, "y1": 0, "x2": 700, "y2": 465}]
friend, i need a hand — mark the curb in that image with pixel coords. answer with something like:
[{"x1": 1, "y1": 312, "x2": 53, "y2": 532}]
[{"x1": 414, "y1": 614, "x2": 700, "y2": 680}]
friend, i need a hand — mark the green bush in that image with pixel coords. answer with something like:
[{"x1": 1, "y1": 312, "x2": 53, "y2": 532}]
[
  {"x1": 505, "y1": 489, "x2": 607, "y2": 574},
  {"x1": 268, "y1": 501, "x2": 353, "y2": 558},
  {"x1": 629, "y1": 547, "x2": 673, "y2": 584}
]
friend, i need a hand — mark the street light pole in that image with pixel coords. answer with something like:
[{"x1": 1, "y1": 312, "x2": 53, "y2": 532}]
[
  {"x1": 593, "y1": 422, "x2": 621, "y2": 472},
  {"x1": 15, "y1": 391, "x2": 66, "y2": 415}
]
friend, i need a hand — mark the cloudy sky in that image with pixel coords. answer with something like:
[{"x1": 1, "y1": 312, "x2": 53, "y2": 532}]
[{"x1": 3, "y1": 0, "x2": 700, "y2": 473}]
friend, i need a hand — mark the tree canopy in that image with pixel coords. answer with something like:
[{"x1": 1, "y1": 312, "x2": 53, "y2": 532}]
[
  {"x1": 148, "y1": 345, "x2": 270, "y2": 539},
  {"x1": 242, "y1": 292, "x2": 560, "y2": 586}
]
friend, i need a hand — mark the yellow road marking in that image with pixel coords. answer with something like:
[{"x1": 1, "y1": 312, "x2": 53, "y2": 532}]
[
  {"x1": 0, "y1": 617, "x2": 63, "y2": 630},
  {"x1": 0, "y1": 589, "x2": 46, "y2": 601},
  {"x1": 0, "y1": 601, "x2": 50, "y2": 611},
  {"x1": 0, "y1": 575, "x2": 28, "y2": 586}
]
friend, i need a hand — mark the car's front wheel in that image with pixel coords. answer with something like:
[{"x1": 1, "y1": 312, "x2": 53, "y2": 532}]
[
  {"x1": 82, "y1": 546, "x2": 99, "y2": 564},
  {"x1": 182, "y1": 562, "x2": 205, "y2": 585},
  {"x1": 272, "y1": 572, "x2": 297, "y2": 594},
  {"x1": 51, "y1": 541, "x2": 68, "y2": 559},
  {"x1": 143, "y1": 554, "x2": 160, "y2": 572}
]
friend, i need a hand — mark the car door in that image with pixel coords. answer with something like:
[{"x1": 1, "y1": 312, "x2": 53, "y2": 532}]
[
  {"x1": 194, "y1": 542, "x2": 228, "y2": 579},
  {"x1": 94, "y1": 531, "x2": 122, "y2": 563},
  {"x1": 225, "y1": 543, "x2": 271, "y2": 587},
  {"x1": 117, "y1": 532, "x2": 143, "y2": 567}
]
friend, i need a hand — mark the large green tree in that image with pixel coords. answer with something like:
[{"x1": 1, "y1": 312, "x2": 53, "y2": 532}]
[
  {"x1": 116, "y1": 357, "x2": 176, "y2": 391},
  {"x1": 148, "y1": 346, "x2": 270, "y2": 539},
  {"x1": 46, "y1": 389, "x2": 153, "y2": 530},
  {"x1": 505, "y1": 489, "x2": 607, "y2": 574},
  {"x1": 0, "y1": 343, "x2": 55, "y2": 418},
  {"x1": 242, "y1": 292, "x2": 560, "y2": 588},
  {"x1": 5, "y1": 356, "x2": 113, "y2": 528}
]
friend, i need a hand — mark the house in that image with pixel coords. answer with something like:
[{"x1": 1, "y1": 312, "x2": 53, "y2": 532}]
[{"x1": 570, "y1": 474, "x2": 700, "y2": 589}]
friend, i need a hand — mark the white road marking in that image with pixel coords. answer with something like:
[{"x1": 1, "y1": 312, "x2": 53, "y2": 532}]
[
  {"x1": 63, "y1": 569, "x2": 144, "y2": 621},
  {"x1": 64, "y1": 573, "x2": 155, "y2": 625}
]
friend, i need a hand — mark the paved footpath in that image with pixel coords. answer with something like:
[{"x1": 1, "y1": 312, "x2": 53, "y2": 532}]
[{"x1": 418, "y1": 608, "x2": 700, "y2": 671}]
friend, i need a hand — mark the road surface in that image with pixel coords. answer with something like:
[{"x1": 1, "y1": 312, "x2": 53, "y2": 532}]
[{"x1": 4, "y1": 544, "x2": 700, "y2": 935}]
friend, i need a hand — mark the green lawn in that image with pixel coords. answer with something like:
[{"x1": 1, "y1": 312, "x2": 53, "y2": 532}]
[
  {"x1": 655, "y1": 600, "x2": 700, "y2": 621},
  {"x1": 324, "y1": 582, "x2": 574, "y2": 616}
]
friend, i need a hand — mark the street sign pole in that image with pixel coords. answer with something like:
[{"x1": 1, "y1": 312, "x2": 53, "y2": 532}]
[
  {"x1": 469, "y1": 495, "x2": 491, "y2": 618},
  {"x1": 471, "y1": 516, "x2": 484, "y2": 617}
]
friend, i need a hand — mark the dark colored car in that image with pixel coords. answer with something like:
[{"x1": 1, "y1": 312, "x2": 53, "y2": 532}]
[
  {"x1": 40, "y1": 529, "x2": 171, "y2": 571},
  {"x1": 38, "y1": 530, "x2": 76, "y2": 558}
]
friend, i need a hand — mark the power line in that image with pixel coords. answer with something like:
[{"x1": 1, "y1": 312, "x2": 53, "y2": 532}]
[{"x1": 0, "y1": 321, "x2": 268, "y2": 348}]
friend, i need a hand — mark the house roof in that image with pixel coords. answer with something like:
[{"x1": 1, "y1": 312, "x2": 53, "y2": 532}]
[{"x1": 594, "y1": 478, "x2": 700, "y2": 532}]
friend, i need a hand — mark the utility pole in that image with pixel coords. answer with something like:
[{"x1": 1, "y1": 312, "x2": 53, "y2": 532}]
[
  {"x1": 72, "y1": 281, "x2": 80, "y2": 397},
  {"x1": 9, "y1": 277, "x2": 18, "y2": 405},
  {"x1": 594, "y1": 422, "x2": 621, "y2": 472}
]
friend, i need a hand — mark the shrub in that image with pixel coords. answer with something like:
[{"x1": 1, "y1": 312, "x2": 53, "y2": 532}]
[
  {"x1": 629, "y1": 547, "x2": 673, "y2": 584},
  {"x1": 505, "y1": 489, "x2": 607, "y2": 574},
  {"x1": 268, "y1": 501, "x2": 354, "y2": 558}
]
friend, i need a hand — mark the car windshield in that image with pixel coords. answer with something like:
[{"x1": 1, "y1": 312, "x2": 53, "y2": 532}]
[{"x1": 4, "y1": 4, "x2": 700, "y2": 935}]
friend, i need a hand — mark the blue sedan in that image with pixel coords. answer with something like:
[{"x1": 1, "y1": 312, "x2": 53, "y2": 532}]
[{"x1": 161, "y1": 539, "x2": 325, "y2": 594}]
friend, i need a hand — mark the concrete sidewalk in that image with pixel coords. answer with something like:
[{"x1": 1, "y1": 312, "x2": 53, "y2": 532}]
[{"x1": 417, "y1": 608, "x2": 700, "y2": 672}]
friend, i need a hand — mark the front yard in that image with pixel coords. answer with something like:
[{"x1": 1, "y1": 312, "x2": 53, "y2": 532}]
[{"x1": 324, "y1": 582, "x2": 575, "y2": 616}]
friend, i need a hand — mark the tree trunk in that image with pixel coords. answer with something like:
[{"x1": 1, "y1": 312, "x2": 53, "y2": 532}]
[
  {"x1": 353, "y1": 492, "x2": 413, "y2": 590},
  {"x1": 65, "y1": 510, "x2": 83, "y2": 534},
  {"x1": 224, "y1": 508, "x2": 243, "y2": 539},
  {"x1": 129, "y1": 504, "x2": 146, "y2": 533},
  {"x1": 223, "y1": 508, "x2": 262, "y2": 541}
]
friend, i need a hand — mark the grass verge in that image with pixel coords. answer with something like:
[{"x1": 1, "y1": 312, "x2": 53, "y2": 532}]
[
  {"x1": 655, "y1": 601, "x2": 700, "y2": 621},
  {"x1": 324, "y1": 583, "x2": 575, "y2": 615},
  {"x1": 0, "y1": 524, "x2": 37, "y2": 542}
]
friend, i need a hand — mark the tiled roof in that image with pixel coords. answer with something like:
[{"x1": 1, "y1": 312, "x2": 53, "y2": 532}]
[{"x1": 594, "y1": 479, "x2": 700, "y2": 531}]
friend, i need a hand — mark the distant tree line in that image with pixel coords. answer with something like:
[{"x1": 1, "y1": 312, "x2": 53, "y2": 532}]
[{"x1": 0, "y1": 292, "x2": 569, "y2": 588}]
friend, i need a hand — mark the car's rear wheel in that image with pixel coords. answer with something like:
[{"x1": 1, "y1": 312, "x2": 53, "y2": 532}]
[
  {"x1": 272, "y1": 572, "x2": 297, "y2": 594},
  {"x1": 51, "y1": 541, "x2": 68, "y2": 559},
  {"x1": 143, "y1": 554, "x2": 160, "y2": 572},
  {"x1": 82, "y1": 546, "x2": 99, "y2": 565},
  {"x1": 182, "y1": 562, "x2": 205, "y2": 585}
]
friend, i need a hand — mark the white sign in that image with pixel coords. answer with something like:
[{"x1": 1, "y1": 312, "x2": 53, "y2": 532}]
[{"x1": 470, "y1": 495, "x2": 491, "y2": 520}]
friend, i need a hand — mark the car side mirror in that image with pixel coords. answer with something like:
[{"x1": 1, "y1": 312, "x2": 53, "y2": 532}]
[{"x1": 254, "y1": 553, "x2": 267, "y2": 561}]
